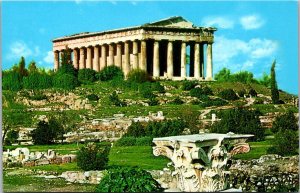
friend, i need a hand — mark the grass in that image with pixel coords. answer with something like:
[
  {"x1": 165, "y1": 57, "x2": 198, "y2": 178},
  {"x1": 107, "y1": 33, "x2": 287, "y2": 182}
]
[{"x1": 30, "y1": 162, "x2": 81, "y2": 173}]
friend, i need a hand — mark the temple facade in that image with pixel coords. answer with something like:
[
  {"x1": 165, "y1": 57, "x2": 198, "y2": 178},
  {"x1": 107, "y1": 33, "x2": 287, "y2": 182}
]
[{"x1": 52, "y1": 16, "x2": 216, "y2": 80}]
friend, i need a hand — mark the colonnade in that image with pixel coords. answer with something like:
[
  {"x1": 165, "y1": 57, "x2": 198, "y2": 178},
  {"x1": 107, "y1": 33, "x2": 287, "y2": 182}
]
[{"x1": 54, "y1": 39, "x2": 213, "y2": 80}]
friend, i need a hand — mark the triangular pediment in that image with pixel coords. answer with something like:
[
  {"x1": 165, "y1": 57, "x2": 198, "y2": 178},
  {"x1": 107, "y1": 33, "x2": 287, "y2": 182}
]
[{"x1": 143, "y1": 16, "x2": 195, "y2": 28}]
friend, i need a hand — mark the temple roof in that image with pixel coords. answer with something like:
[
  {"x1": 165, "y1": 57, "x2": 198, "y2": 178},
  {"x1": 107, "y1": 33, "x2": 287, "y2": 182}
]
[{"x1": 53, "y1": 16, "x2": 216, "y2": 42}]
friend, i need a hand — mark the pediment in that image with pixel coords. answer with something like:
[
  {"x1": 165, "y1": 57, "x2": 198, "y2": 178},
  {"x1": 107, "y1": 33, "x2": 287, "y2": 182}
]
[{"x1": 144, "y1": 16, "x2": 195, "y2": 28}]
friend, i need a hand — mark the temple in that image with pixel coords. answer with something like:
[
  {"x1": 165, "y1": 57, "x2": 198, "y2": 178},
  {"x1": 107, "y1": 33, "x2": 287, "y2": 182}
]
[{"x1": 52, "y1": 16, "x2": 216, "y2": 80}]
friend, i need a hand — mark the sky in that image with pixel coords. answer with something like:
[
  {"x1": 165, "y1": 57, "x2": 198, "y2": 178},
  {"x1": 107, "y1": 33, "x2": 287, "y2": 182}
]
[{"x1": 2, "y1": 1, "x2": 298, "y2": 95}]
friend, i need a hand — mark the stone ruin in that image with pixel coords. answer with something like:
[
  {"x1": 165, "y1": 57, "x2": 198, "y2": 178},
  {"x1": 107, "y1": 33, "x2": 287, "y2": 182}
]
[{"x1": 3, "y1": 148, "x2": 76, "y2": 168}]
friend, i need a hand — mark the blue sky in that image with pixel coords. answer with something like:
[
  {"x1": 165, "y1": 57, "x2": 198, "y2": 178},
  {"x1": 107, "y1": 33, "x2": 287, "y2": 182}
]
[{"x1": 2, "y1": 1, "x2": 298, "y2": 94}]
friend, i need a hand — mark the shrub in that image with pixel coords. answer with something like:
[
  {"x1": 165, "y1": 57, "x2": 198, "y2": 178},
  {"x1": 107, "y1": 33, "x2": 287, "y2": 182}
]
[
  {"x1": 190, "y1": 87, "x2": 213, "y2": 98},
  {"x1": 191, "y1": 99, "x2": 201, "y2": 105},
  {"x1": 237, "y1": 89, "x2": 246, "y2": 98},
  {"x1": 4, "y1": 130, "x2": 19, "y2": 146},
  {"x1": 108, "y1": 91, "x2": 126, "y2": 107},
  {"x1": 181, "y1": 80, "x2": 198, "y2": 91},
  {"x1": 97, "y1": 66, "x2": 124, "y2": 81},
  {"x1": 248, "y1": 88, "x2": 257, "y2": 97},
  {"x1": 77, "y1": 142, "x2": 110, "y2": 171},
  {"x1": 148, "y1": 97, "x2": 159, "y2": 106},
  {"x1": 114, "y1": 137, "x2": 137, "y2": 147},
  {"x1": 56, "y1": 63, "x2": 77, "y2": 77},
  {"x1": 151, "y1": 82, "x2": 165, "y2": 93},
  {"x1": 87, "y1": 94, "x2": 99, "y2": 101},
  {"x1": 271, "y1": 111, "x2": 298, "y2": 133},
  {"x1": 125, "y1": 122, "x2": 145, "y2": 138},
  {"x1": 53, "y1": 74, "x2": 79, "y2": 90},
  {"x1": 267, "y1": 130, "x2": 298, "y2": 156},
  {"x1": 28, "y1": 93, "x2": 47, "y2": 100},
  {"x1": 141, "y1": 89, "x2": 156, "y2": 99},
  {"x1": 2, "y1": 71, "x2": 22, "y2": 91},
  {"x1": 170, "y1": 97, "x2": 184, "y2": 105},
  {"x1": 23, "y1": 72, "x2": 53, "y2": 89},
  {"x1": 254, "y1": 98, "x2": 264, "y2": 104},
  {"x1": 78, "y1": 69, "x2": 96, "y2": 84},
  {"x1": 136, "y1": 136, "x2": 153, "y2": 146},
  {"x1": 199, "y1": 98, "x2": 228, "y2": 108},
  {"x1": 211, "y1": 108, "x2": 264, "y2": 141},
  {"x1": 96, "y1": 167, "x2": 162, "y2": 192},
  {"x1": 127, "y1": 69, "x2": 150, "y2": 83},
  {"x1": 218, "y1": 89, "x2": 239, "y2": 101}
]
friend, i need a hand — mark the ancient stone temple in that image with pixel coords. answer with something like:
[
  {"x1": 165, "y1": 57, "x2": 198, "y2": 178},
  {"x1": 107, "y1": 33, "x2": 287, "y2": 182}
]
[{"x1": 52, "y1": 16, "x2": 216, "y2": 80}]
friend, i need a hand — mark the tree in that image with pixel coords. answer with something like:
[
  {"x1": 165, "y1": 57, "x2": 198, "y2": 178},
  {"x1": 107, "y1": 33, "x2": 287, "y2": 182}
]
[
  {"x1": 258, "y1": 72, "x2": 271, "y2": 87},
  {"x1": 2, "y1": 114, "x2": 13, "y2": 145},
  {"x1": 78, "y1": 68, "x2": 97, "y2": 84},
  {"x1": 97, "y1": 66, "x2": 124, "y2": 81},
  {"x1": 271, "y1": 110, "x2": 298, "y2": 133},
  {"x1": 214, "y1": 68, "x2": 231, "y2": 82},
  {"x1": 60, "y1": 46, "x2": 72, "y2": 66},
  {"x1": 28, "y1": 61, "x2": 38, "y2": 74},
  {"x1": 18, "y1": 56, "x2": 29, "y2": 78},
  {"x1": 270, "y1": 60, "x2": 280, "y2": 104}
]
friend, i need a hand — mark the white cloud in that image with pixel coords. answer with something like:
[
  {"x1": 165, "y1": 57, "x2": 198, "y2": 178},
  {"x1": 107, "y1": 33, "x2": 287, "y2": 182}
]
[
  {"x1": 213, "y1": 36, "x2": 278, "y2": 73},
  {"x1": 240, "y1": 15, "x2": 265, "y2": 30},
  {"x1": 43, "y1": 51, "x2": 54, "y2": 64},
  {"x1": 74, "y1": 0, "x2": 82, "y2": 4},
  {"x1": 7, "y1": 41, "x2": 40, "y2": 60},
  {"x1": 202, "y1": 16, "x2": 234, "y2": 29},
  {"x1": 131, "y1": 1, "x2": 137, "y2": 5}
]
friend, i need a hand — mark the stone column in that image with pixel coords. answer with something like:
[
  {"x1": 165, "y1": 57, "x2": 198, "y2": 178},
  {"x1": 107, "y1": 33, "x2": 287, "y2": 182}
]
[
  {"x1": 86, "y1": 47, "x2": 92, "y2": 69},
  {"x1": 167, "y1": 41, "x2": 173, "y2": 78},
  {"x1": 124, "y1": 41, "x2": 130, "y2": 76},
  {"x1": 79, "y1": 47, "x2": 85, "y2": 69},
  {"x1": 73, "y1": 49, "x2": 79, "y2": 69},
  {"x1": 153, "y1": 41, "x2": 160, "y2": 78},
  {"x1": 116, "y1": 43, "x2": 122, "y2": 68},
  {"x1": 194, "y1": 43, "x2": 200, "y2": 79},
  {"x1": 132, "y1": 41, "x2": 138, "y2": 69},
  {"x1": 206, "y1": 43, "x2": 213, "y2": 80},
  {"x1": 200, "y1": 43, "x2": 204, "y2": 78},
  {"x1": 180, "y1": 42, "x2": 186, "y2": 79},
  {"x1": 140, "y1": 40, "x2": 147, "y2": 71},
  {"x1": 93, "y1": 46, "x2": 100, "y2": 72},
  {"x1": 108, "y1": 44, "x2": 114, "y2": 66},
  {"x1": 100, "y1": 44, "x2": 107, "y2": 70},
  {"x1": 54, "y1": 51, "x2": 59, "y2": 71}
]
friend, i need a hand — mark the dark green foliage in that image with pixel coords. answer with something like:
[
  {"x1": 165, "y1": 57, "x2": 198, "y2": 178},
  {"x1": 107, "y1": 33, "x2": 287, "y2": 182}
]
[
  {"x1": 199, "y1": 98, "x2": 228, "y2": 108},
  {"x1": 53, "y1": 73, "x2": 79, "y2": 90},
  {"x1": 190, "y1": 87, "x2": 213, "y2": 99},
  {"x1": 178, "y1": 109, "x2": 200, "y2": 134},
  {"x1": 28, "y1": 61, "x2": 38, "y2": 74},
  {"x1": 148, "y1": 97, "x2": 159, "y2": 106},
  {"x1": 135, "y1": 136, "x2": 153, "y2": 146},
  {"x1": 17, "y1": 56, "x2": 29, "y2": 78},
  {"x1": 218, "y1": 89, "x2": 239, "y2": 100},
  {"x1": 181, "y1": 80, "x2": 198, "y2": 91},
  {"x1": 248, "y1": 88, "x2": 257, "y2": 97},
  {"x1": 109, "y1": 91, "x2": 126, "y2": 107},
  {"x1": 2, "y1": 71, "x2": 23, "y2": 91},
  {"x1": 77, "y1": 142, "x2": 110, "y2": 171},
  {"x1": 60, "y1": 47, "x2": 72, "y2": 66},
  {"x1": 86, "y1": 94, "x2": 99, "y2": 101},
  {"x1": 271, "y1": 111, "x2": 298, "y2": 133},
  {"x1": 151, "y1": 82, "x2": 165, "y2": 93},
  {"x1": 114, "y1": 137, "x2": 137, "y2": 147},
  {"x1": 258, "y1": 72, "x2": 271, "y2": 87},
  {"x1": 254, "y1": 98, "x2": 264, "y2": 104},
  {"x1": 28, "y1": 92, "x2": 47, "y2": 100},
  {"x1": 30, "y1": 119, "x2": 63, "y2": 145},
  {"x1": 237, "y1": 89, "x2": 246, "y2": 98},
  {"x1": 127, "y1": 69, "x2": 151, "y2": 83},
  {"x1": 214, "y1": 68, "x2": 231, "y2": 82},
  {"x1": 211, "y1": 108, "x2": 264, "y2": 141},
  {"x1": 78, "y1": 69, "x2": 97, "y2": 84},
  {"x1": 141, "y1": 89, "x2": 156, "y2": 99},
  {"x1": 4, "y1": 130, "x2": 19, "y2": 145},
  {"x1": 267, "y1": 129, "x2": 298, "y2": 156},
  {"x1": 214, "y1": 68, "x2": 257, "y2": 84},
  {"x1": 56, "y1": 63, "x2": 77, "y2": 77},
  {"x1": 270, "y1": 60, "x2": 280, "y2": 104},
  {"x1": 97, "y1": 66, "x2": 124, "y2": 81},
  {"x1": 125, "y1": 122, "x2": 146, "y2": 138},
  {"x1": 23, "y1": 72, "x2": 53, "y2": 89},
  {"x1": 96, "y1": 166, "x2": 162, "y2": 192},
  {"x1": 170, "y1": 97, "x2": 184, "y2": 105}
]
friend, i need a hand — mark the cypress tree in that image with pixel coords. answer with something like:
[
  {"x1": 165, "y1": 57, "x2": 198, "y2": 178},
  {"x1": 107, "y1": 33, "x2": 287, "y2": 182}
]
[{"x1": 270, "y1": 60, "x2": 279, "y2": 104}]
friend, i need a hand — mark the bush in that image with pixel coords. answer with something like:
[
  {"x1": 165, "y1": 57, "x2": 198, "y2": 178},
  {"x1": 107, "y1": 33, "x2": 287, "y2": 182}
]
[
  {"x1": 190, "y1": 87, "x2": 213, "y2": 98},
  {"x1": 77, "y1": 142, "x2": 110, "y2": 171},
  {"x1": 237, "y1": 89, "x2": 246, "y2": 98},
  {"x1": 56, "y1": 63, "x2": 77, "y2": 77},
  {"x1": 78, "y1": 69, "x2": 97, "y2": 84},
  {"x1": 199, "y1": 98, "x2": 228, "y2": 108},
  {"x1": 218, "y1": 89, "x2": 239, "y2": 100},
  {"x1": 211, "y1": 108, "x2": 264, "y2": 141},
  {"x1": 96, "y1": 166, "x2": 162, "y2": 192},
  {"x1": 267, "y1": 130, "x2": 298, "y2": 156},
  {"x1": 170, "y1": 97, "x2": 184, "y2": 105},
  {"x1": 136, "y1": 136, "x2": 153, "y2": 146},
  {"x1": 97, "y1": 66, "x2": 124, "y2": 81},
  {"x1": 141, "y1": 89, "x2": 156, "y2": 99},
  {"x1": 151, "y1": 82, "x2": 165, "y2": 93},
  {"x1": 28, "y1": 93, "x2": 47, "y2": 100},
  {"x1": 108, "y1": 91, "x2": 126, "y2": 107},
  {"x1": 254, "y1": 98, "x2": 264, "y2": 104},
  {"x1": 248, "y1": 88, "x2": 257, "y2": 97},
  {"x1": 125, "y1": 122, "x2": 145, "y2": 138},
  {"x1": 271, "y1": 111, "x2": 298, "y2": 133},
  {"x1": 2, "y1": 71, "x2": 22, "y2": 91},
  {"x1": 127, "y1": 69, "x2": 150, "y2": 83},
  {"x1": 114, "y1": 137, "x2": 137, "y2": 147},
  {"x1": 53, "y1": 74, "x2": 79, "y2": 90},
  {"x1": 181, "y1": 80, "x2": 198, "y2": 91},
  {"x1": 87, "y1": 94, "x2": 99, "y2": 101},
  {"x1": 23, "y1": 72, "x2": 53, "y2": 89},
  {"x1": 148, "y1": 97, "x2": 159, "y2": 106},
  {"x1": 4, "y1": 130, "x2": 19, "y2": 145}
]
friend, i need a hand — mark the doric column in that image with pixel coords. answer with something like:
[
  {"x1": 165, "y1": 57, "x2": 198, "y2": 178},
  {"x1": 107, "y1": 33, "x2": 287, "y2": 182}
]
[
  {"x1": 167, "y1": 41, "x2": 173, "y2": 78},
  {"x1": 153, "y1": 41, "x2": 160, "y2": 78},
  {"x1": 116, "y1": 43, "x2": 122, "y2": 68},
  {"x1": 140, "y1": 40, "x2": 147, "y2": 71},
  {"x1": 200, "y1": 43, "x2": 204, "y2": 78},
  {"x1": 79, "y1": 47, "x2": 85, "y2": 69},
  {"x1": 181, "y1": 42, "x2": 186, "y2": 79},
  {"x1": 194, "y1": 43, "x2": 200, "y2": 79},
  {"x1": 124, "y1": 41, "x2": 130, "y2": 76},
  {"x1": 86, "y1": 46, "x2": 92, "y2": 69},
  {"x1": 132, "y1": 41, "x2": 138, "y2": 69},
  {"x1": 108, "y1": 44, "x2": 114, "y2": 66},
  {"x1": 73, "y1": 49, "x2": 79, "y2": 69},
  {"x1": 206, "y1": 43, "x2": 213, "y2": 80},
  {"x1": 100, "y1": 44, "x2": 107, "y2": 70},
  {"x1": 93, "y1": 46, "x2": 100, "y2": 72},
  {"x1": 54, "y1": 51, "x2": 59, "y2": 71}
]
